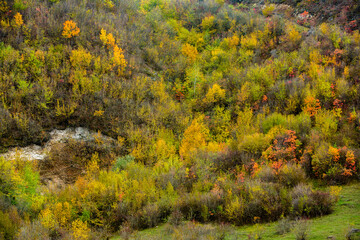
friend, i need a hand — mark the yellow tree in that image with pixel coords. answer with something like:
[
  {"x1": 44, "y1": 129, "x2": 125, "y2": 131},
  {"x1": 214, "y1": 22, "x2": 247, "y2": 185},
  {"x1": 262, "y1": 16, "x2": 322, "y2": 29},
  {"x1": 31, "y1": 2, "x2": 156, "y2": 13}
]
[
  {"x1": 181, "y1": 43, "x2": 198, "y2": 63},
  {"x1": 179, "y1": 116, "x2": 209, "y2": 160},
  {"x1": 12, "y1": 12, "x2": 23, "y2": 28},
  {"x1": 99, "y1": 28, "x2": 115, "y2": 49},
  {"x1": 99, "y1": 29, "x2": 127, "y2": 75},
  {"x1": 113, "y1": 45, "x2": 127, "y2": 76}
]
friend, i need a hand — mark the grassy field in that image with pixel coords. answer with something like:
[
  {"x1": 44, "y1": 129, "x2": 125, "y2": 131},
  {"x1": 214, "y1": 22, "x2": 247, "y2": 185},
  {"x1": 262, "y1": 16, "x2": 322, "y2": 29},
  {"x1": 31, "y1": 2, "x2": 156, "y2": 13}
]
[{"x1": 112, "y1": 183, "x2": 360, "y2": 240}]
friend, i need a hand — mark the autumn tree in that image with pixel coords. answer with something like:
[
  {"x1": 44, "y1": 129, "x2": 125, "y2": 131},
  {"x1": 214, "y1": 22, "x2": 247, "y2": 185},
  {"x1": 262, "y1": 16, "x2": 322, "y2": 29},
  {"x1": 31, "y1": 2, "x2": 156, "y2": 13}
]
[
  {"x1": 179, "y1": 116, "x2": 209, "y2": 161},
  {"x1": 62, "y1": 20, "x2": 80, "y2": 38}
]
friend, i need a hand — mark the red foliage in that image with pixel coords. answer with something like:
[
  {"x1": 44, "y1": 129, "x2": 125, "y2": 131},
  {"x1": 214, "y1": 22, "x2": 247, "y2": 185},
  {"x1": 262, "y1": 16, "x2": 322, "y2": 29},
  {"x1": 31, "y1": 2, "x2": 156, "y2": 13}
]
[{"x1": 264, "y1": 130, "x2": 301, "y2": 172}]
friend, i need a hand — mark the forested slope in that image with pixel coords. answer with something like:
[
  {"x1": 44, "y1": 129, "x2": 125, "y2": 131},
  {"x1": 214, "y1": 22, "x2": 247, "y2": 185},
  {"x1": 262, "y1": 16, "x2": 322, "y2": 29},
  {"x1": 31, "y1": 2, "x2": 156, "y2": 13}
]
[{"x1": 0, "y1": 0, "x2": 359, "y2": 239}]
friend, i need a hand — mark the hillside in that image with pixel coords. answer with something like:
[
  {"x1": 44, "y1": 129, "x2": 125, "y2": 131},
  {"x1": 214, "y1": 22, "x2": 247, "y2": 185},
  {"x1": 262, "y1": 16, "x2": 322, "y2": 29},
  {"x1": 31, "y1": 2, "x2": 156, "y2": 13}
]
[{"x1": 0, "y1": 0, "x2": 359, "y2": 239}]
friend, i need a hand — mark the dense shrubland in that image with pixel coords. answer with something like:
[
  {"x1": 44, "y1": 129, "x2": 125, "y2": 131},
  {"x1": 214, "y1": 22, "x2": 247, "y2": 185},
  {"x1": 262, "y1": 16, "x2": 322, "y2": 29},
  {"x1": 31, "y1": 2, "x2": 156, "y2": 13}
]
[{"x1": 0, "y1": 0, "x2": 359, "y2": 238}]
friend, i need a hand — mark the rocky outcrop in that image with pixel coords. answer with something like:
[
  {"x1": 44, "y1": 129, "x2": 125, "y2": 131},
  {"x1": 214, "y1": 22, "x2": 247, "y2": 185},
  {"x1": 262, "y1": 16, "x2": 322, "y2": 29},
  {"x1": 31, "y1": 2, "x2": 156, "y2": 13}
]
[{"x1": 0, "y1": 127, "x2": 116, "y2": 161}]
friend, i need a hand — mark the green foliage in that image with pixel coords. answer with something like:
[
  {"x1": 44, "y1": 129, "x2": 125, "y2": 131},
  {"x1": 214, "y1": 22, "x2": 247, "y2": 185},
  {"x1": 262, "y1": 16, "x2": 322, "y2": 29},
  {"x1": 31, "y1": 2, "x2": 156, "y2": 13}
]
[
  {"x1": 315, "y1": 110, "x2": 338, "y2": 141},
  {"x1": 262, "y1": 113, "x2": 287, "y2": 134},
  {"x1": 113, "y1": 155, "x2": 135, "y2": 171},
  {"x1": 239, "y1": 133, "x2": 271, "y2": 155}
]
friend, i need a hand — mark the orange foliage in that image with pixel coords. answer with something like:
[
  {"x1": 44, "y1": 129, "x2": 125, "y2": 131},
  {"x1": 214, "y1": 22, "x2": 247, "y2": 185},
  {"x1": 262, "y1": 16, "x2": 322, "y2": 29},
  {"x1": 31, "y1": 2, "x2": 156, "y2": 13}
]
[
  {"x1": 62, "y1": 20, "x2": 80, "y2": 38},
  {"x1": 328, "y1": 146, "x2": 340, "y2": 162},
  {"x1": 303, "y1": 96, "x2": 321, "y2": 117},
  {"x1": 263, "y1": 130, "x2": 299, "y2": 164}
]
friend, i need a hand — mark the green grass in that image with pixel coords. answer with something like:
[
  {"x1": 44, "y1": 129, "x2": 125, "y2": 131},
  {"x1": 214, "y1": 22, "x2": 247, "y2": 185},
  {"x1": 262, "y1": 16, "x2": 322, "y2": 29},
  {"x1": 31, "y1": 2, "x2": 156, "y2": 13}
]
[{"x1": 112, "y1": 183, "x2": 360, "y2": 240}]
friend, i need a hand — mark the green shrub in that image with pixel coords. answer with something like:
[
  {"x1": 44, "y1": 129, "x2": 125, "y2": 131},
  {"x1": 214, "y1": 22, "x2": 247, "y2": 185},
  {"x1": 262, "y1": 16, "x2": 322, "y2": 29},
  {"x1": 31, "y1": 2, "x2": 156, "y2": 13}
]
[
  {"x1": 291, "y1": 184, "x2": 335, "y2": 218},
  {"x1": 258, "y1": 163, "x2": 306, "y2": 188},
  {"x1": 113, "y1": 155, "x2": 135, "y2": 171},
  {"x1": 224, "y1": 195, "x2": 245, "y2": 224},
  {"x1": 243, "y1": 182, "x2": 291, "y2": 223},
  {"x1": 177, "y1": 191, "x2": 223, "y2": 222},
  {"x1": 287, "y1": 113, "x2": 312, "y2": 138},
  {"x1": 239, "y1": 133, "x2": 271, "y2": 156},
  {"x1": 262, "y1": 113, "x2": 287, "y2": 134},
  {"x1": 315, "y1": 110, "x2": 338, "y2": 141},
  {"x1": 129, "y1": 203, "x2": 162, "y2": 229},
  {"x1": 276, "y1": 217, "x2": 292, "y2": 235},
  {"x1": 277, "y1": 163, "x2": 306, "y2": 187},
  {"x1": 294, "y1": 218, "x2": 310, "y2": 240},
  {"x1": 168, "y1": 209, "x2": 183, "y2": 226}
]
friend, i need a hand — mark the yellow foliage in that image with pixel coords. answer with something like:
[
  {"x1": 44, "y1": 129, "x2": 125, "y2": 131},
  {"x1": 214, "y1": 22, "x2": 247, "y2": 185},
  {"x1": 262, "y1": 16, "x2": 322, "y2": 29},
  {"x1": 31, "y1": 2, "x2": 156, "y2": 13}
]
[
  {"x1": 104, "y1": 0, "x2": 114, "y2": 9},
  {"x1": 71, "y1": 219, "x2": 89, "y2": 240},
  {"x1": 1, "y1": 19, "x2": 10, "y2": 28},
  {"x1": 262, "y1": 4, "x2": 275, "y2": 17},
  {"x1": 154, "y1": 157, "x2": 183, "y2": 174},
  {"x1": 62, "y1": 20, "x2": 80, "y2": 38},
  {"x1": 353, "y1": 30, "x2": 360, "y2": 45},
  {"x1": 203, "y1": 83, "x2": 226, "y2": 104},
  {"x1": 329, "y1": 186, "x2": 342, "y2": 201},
  {"x1": 286, "y1": 25, "x2": 301, "y2": 44},
  {"x1": 221, "y1": 35, "x2": 240, "y2": 49},
  {"x1": 94, "y1": 131, "x2": 104, "y2": 145},
  {"x1": 0, "y1": 1, "x2": 9, "y2": 13},
  {"x1": 74, "y1": 177, "x2": 89, "y2": 199},
  {"x1": 343, "y1": 66, "x2": 349, "y2": 79},
  {"x1": 179, "y1": 116, "x2": 209, "y2": 160},
  {"x1": 153, "y1": 138, "x2": 176, "y2": 161},
  {"x1": 99, "y1": 28, "x2": 107, "y2": 45},
  {"x1": 240, "y1": 133, "x2": 271, "y2": 154},
  {"x1": 319, "y1": 22, "x2": 330, "y2": 36},
  {"x1": 106, "y1": 33, "x2": 116, "y2": 48},
  {"x1": 237, "y1": 82, "x2": 251, "y2": 105},
  {"x1": 150, "y1": 80, "x2": 168, "y2": 104},
  {"x1": 55, "y1": 99, "x2": 77, "y2": 118},
  {"x1": 113, "y1": 45, "x2": 127, "y2": 75},
  {"x1": 211, "y1": 47, "x2": 225, "y2": 57},
  {"x1": 236, "y1": 107, "x2": 254, "y2": 139},
  {"x1": 86, "y1": 153, "x2": 100, "y2": 178},
  {"x1": 12, "y1": 113, "x2": 29, "y2": 132},
  {"x1": 205, "y1": 141, "x2": 226, "y2": 153},
  {"x1": 53, "y1": 202, "x2": 71, "y2": 227},
  {"x1": 35, "y1": 50, "x2": 45, "y2": 62},
  {"x1": 40, "y1": 208, "x2": 56, "y2": 230},
  {"x1": 181, "y1": 43, "x2": 198, "y2": 63},
  {"x1": 229, "y1": 35, "x2": 240, "y2": 48},
  {"x1": 70, "y1": 47, "x2": 93, "y2": 69},
  {"x1": 100, "y1": 29, "x2": 116, "y2": 49},
  {"x1": 117, "y1": 136, "x2": 125, "y2": 147},
  {"x1": 225, "y1": 196, "x2": 244, "y2": 222},
  {"x1": 201, "y1": 15, "x2": 215, "y2": 31},
  {"x1": 240, "y1": 32, "x2": 258, "y2": 50},
  {"x1": 93, "y1": 109, "x2": 104, "y2": 117},
  {"x1": 309, "y1": 49, "x2": 322, "y2": 64},
  {"x1": 131, "y1": 143, "x2": 147, "y2": 162},
  {"x1": 215, "y1": 0, "x2": 225, "y2": 5},
  {"x1": 210, "y1": 106, "x2": 231, "y2": 142},
  {"x1": 13, "y1": 12, "x2": 23, "y2": 28}
]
